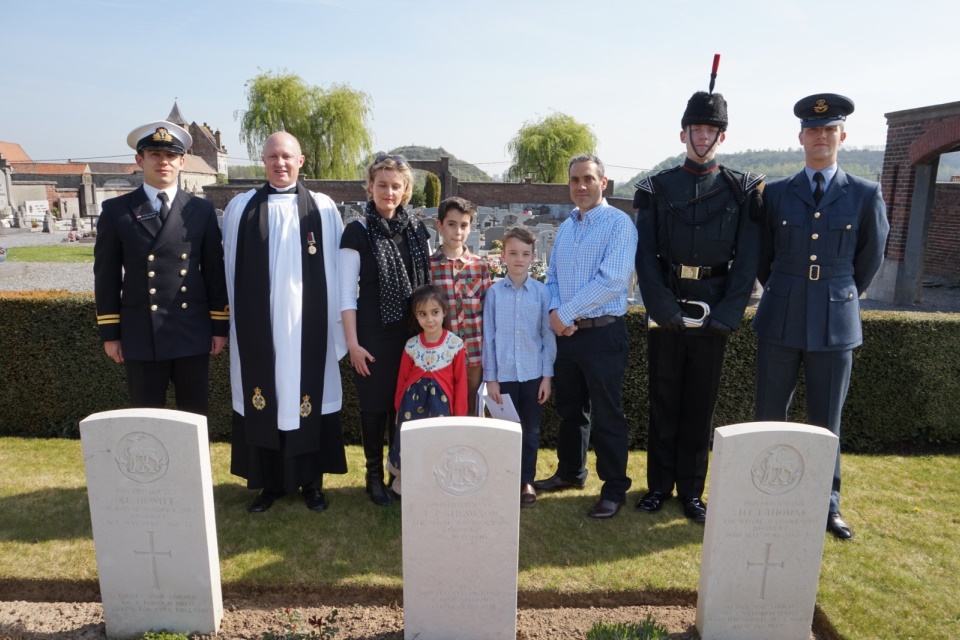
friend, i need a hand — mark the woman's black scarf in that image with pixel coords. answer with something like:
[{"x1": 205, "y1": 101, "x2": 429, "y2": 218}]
[
  {"x1": 234, "y1": 181, "x2": 328, "y2": 451},
  {"x1": 363, "y1": 201, "x2": 429, "y2": 325}
]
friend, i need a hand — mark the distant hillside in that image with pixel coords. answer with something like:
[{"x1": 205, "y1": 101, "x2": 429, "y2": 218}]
[
  {"x1": 613, "y1": 149, "x2": 960, "y2": 198},
  {"x1": 387, "y1": 145, "x2": 493, "y2": 182}
]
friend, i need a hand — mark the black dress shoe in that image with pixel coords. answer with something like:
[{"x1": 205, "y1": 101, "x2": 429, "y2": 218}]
[
  {"x1": 635, "y1": 490, "x2": 671, "y2": 512},
  {"x1": 586, "y1": 497, "x2": 624, "y2": 520},
  {"x1": 302, "y1": 488, "x2": 328, "y2": 512},
  {"x1": 827, "y1": 512, "x2": 853, "y2": 540},
  {"x1": 532, "y1": 473, "x2": 586, "y2": 492},
  {"x1": 520, "y1": 483, "x2": 537, "y2": 508},
  {"x1": 679, "y1": 495, "x2": 707, "y2": 523},
  {"x1": 248, "y1": 489, "x2": 283, "y2": 513}
]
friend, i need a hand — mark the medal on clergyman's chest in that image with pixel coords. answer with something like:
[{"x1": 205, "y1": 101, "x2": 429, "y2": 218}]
[
  {"x1": 307, "y1": 231, "x2": 317, "y2": 255},
  {"x1": 252, "y1": 387, "x2": 266, "y2": 410},
  {"x1": 300, "y1": 395, "x2": 313, "y2": 417}
]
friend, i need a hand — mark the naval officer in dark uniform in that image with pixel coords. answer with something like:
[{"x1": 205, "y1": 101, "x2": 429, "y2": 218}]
[
  {"x1": 754, "y1": 94, "x2": 889, "y2": 540},
  {"x1": 634, "y1": 84, "x2": 763, "y2": 522},
  {"x1": 94, "y1": 120, "x2": 229, "y2": 415}
]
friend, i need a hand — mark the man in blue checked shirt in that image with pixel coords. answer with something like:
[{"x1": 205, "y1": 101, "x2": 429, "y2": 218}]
[{"x1": 533, "y1": 154, "x2": 638, "y2": 520}]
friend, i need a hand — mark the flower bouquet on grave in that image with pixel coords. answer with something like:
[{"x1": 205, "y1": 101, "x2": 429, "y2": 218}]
[{"x1": 0, "y1": 247, "x2": 6, "y2": 263}]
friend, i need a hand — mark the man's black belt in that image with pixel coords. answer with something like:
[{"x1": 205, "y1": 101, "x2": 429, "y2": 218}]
[
  {"x1": 662, "y1": 259, "x2": 730, "y2": 280},
  {"x1": 771, "y1": 262, "x2": 854, "y2": 281},
  {"x1": 575, "y1": 315, "x2": 619, "y2": 329}
]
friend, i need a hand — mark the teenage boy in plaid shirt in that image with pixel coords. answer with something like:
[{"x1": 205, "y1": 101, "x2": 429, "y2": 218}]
[{"x1": 430, "y1": 197, "x2": 492, "y2": 415}]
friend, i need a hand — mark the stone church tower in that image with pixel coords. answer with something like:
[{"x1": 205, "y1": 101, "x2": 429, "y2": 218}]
[{"x1": 166, "y1": 100, "x2": 228, "y2": 176}]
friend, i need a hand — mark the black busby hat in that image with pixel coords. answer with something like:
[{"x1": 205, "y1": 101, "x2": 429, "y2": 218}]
[
  {"x1": 682, "y1": 91, "x2": 729, "y2": 132},
  {"x1": 681, "y1": 55, "x2": 728, "y2": 132},
  {"x1": 126, "y1": 120, "x2": 192, "y2": 155},
  {"x1": 794, "y1": 94, "x2": 854, "y2": 128}
]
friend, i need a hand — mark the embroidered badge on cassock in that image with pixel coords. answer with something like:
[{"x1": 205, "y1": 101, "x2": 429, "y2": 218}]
[
  {"x1": 252, "y1": 387, "x2": 266, "y2": 410},
  {"x1": 300, "y1": 395, "x2": 312, "y2": 417}
]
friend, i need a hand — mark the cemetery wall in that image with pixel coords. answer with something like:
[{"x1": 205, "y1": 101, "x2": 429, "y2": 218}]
[
  {"x1": 2, "y1": 291, "x2": 959, "y2": 451},
  {"x1": 923, "y1": 183, "x2": 960, "y2": 277},
  {"x1": 203, "y1": 181, "x2": 636, "y2": 215}
]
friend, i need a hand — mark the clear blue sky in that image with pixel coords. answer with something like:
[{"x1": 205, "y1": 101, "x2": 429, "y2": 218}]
[{"x1": 3, "y1": 0, "x2": 957, "y2": 184}]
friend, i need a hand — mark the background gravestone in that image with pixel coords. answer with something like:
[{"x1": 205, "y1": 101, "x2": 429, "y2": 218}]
[
  {"x1": 696, "y1": 422, "x2": 838, "y2": 640},
  {"x1": 485, "y1": 226, "x2": 505, "y2": 250},
  {"x1": 80, "y1": 409, "x2": 223, "y2": 638},
  {"x1": 401, "y1": 416, "x2": 522, "y2": 640}
]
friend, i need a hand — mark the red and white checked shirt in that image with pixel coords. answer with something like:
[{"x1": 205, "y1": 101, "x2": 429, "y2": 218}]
[{"x1": 429, "y1": 248, "x2": 492, "y2": 367}]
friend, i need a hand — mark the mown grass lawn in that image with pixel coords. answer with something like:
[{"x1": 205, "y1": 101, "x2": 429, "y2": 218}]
[
  {"x1": 0, "y1": 438, "x2": 957, "y2": 639},
  {"x1": 4, "y1": 245, "x2": 94, "y2": 263}
]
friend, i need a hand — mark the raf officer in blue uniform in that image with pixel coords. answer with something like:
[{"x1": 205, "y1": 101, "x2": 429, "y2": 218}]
[
  {"x1": 753, "y1": 94, "x2": 890, "y2": 540},
  {"x1": 634, "y1": 81, "x2": 763, "y2": 523},
  {"x1": 94, "y1": 121, "x2": 230, "y2": 415}
]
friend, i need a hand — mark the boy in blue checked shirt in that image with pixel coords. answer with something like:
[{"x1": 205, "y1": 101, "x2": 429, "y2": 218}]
[
  {"x1": 430, "y1": 196, "x2": 491, "y2": 415},
  {"x1": 482, "y1": 226, "x2": 556, "y2": 508}
]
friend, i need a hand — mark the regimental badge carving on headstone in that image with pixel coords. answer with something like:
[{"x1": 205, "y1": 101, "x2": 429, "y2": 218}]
[
  {"x1": 433, "y1": 445, "x2": 488, "y2": 496},
  {"x1": 115, "y1": 432, "x2": 169, "y2": 483},
  {"x1": 751, "y1": 444, "x2": 804, "y2": 495}
]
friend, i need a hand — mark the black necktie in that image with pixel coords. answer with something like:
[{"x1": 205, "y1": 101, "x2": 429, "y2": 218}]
[
  {"x1": 157, "y1": 192, "x2": 170, "y2": 223},
  {"x1": 813, "y1": 172, "x2": 825, "y2": 205}
]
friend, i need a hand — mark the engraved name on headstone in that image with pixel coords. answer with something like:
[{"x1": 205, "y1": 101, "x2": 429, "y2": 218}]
[
  {"x1": 80, "y1": 409, "x2": 223, "y2": 638},
  {"x1": 696, "y1": 422, "x2": 838, "y2": 640},
  {"x1": 401, "y1": 416, "x2": 521, "y2": 640}
]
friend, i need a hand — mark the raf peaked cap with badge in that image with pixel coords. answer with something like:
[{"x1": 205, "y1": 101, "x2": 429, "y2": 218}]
[
  {"x1": 794, "y1": 94, "x2": 855, "y2": 128},
  {"x1": 126, "y1": 120, "x2": 192, "y2": 154}
]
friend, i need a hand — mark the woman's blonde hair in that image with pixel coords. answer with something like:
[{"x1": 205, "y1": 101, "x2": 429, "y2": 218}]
[{"x1": 365, "y1": 155, "x2": 414, "y2": 206}]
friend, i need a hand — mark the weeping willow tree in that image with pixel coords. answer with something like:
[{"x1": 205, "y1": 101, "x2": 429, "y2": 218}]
[
  {"x1": 506, "y1": 113, "x2": 597, "y2": 183},
  {"x1": 236, "y1": 71, "x2": 372, "y2": 180}
]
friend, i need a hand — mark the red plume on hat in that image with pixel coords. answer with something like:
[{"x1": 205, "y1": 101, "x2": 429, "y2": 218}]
[
  {"x1": 681, "y1": 54, "x2": 728, "y2": 132},
  {"x1": 709, "y1": 53, "x2": 720, "y2": 94}
]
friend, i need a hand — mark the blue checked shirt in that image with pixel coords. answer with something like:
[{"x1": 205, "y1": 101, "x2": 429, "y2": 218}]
[
  {"x1": 545, "y1": 199, "x2": 638, "y2": 326},
  {"x1": 482, "y1": 275, "x2": 556, "y2": 383}
]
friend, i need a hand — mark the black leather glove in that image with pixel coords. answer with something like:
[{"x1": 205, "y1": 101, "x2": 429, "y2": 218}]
[
  {"x1": 706, "y1": 318, "x2": 733, "y2": 336},
  {"x1": 663, "y1": 312, "x2": 685, "y2": 333}
]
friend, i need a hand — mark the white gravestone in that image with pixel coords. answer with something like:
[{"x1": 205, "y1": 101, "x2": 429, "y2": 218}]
[
  {"x1": 696, "y1": 422, "x2": 838, "y2": 640},
  {"x1": 80, "y1": 409, "x2": 223, "y2": 638},
  {"x1": 401, "y1": 416, "x2": 521, "y2": 640}
]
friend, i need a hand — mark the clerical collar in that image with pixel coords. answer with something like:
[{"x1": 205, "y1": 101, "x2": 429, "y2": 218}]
[
  {"x1": 682, "y1": 157, "x2": 719, "y2": 175},
  {"x1": 268, "y1": 183, "x2": 298, "y2": 194}
]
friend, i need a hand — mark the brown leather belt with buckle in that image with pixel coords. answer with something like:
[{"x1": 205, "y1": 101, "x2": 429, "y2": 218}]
[{"x1": 575, "y1": 315, "x2": 618, "y2": 329}]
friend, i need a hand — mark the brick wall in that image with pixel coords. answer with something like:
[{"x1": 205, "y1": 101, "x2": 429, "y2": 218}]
[
  {"x1": 203, "y1": 177, "x2": 629, "y2": 215},
  {"x1": 923, "y1": 183, "x2": 960, "y2": 278},
  {"x1": 882, "y1": 101, "x2": 960, "y2": 263}
]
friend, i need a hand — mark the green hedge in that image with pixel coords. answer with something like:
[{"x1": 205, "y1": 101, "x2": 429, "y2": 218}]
[{"x1": 2, "y1": 292, "x2": 959, "y2": 452}]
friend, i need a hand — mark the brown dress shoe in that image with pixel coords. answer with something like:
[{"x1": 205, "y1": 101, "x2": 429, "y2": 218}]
[
  {"x1": 586, "y1": 497, "x2": 624, "y2": 520},
  {"x1": 520, "y1": 483, "x2": 537, "y2": 508},
  {"x1": 532, "y1": 473, "x2": 586, "y2": 492}
]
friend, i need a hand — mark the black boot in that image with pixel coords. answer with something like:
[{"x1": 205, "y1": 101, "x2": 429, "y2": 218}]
[{"x1": 360, "y1": 412, "x2": 392, "y2": 506}]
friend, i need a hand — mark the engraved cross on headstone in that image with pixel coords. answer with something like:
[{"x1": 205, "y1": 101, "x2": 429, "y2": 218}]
[
  {"x1": 746, "y1": 542, "x2": 784, "y2": 600},
  {"x1": 133, "y1": 531, "x2": 172, "y2": 589}
]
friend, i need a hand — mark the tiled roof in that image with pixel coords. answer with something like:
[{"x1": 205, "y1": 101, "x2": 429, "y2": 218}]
[
  {"x1": 0, "y1": 141, "x2": 33, "y2": 163},
  {"x1": 85, "y1": 162, "x2": 140, "y2": 174},
  {"x1": 11, "y1": 162, "x2": 89, "y2": 175},
  {"x1": 183, "y1": 154, "x2": 216, "y2": 174}
]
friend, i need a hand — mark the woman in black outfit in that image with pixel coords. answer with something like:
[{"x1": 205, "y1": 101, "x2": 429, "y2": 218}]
[{"x1": 338, "y1": 155, "x2": 430, "y2": 506}]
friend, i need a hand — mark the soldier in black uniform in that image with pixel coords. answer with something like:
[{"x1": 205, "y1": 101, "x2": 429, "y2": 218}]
[
  {"x1": 94, "y1": 120, "x2": 229, "y2": 415},
  {"x1": 633, "y1": 77, "x2": 763, "y2": 522}
]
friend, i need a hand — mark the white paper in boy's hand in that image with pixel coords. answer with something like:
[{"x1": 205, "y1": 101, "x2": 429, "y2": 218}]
[{"x1": 482, "y1": 392, "x2": 521, "y2": 423}]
